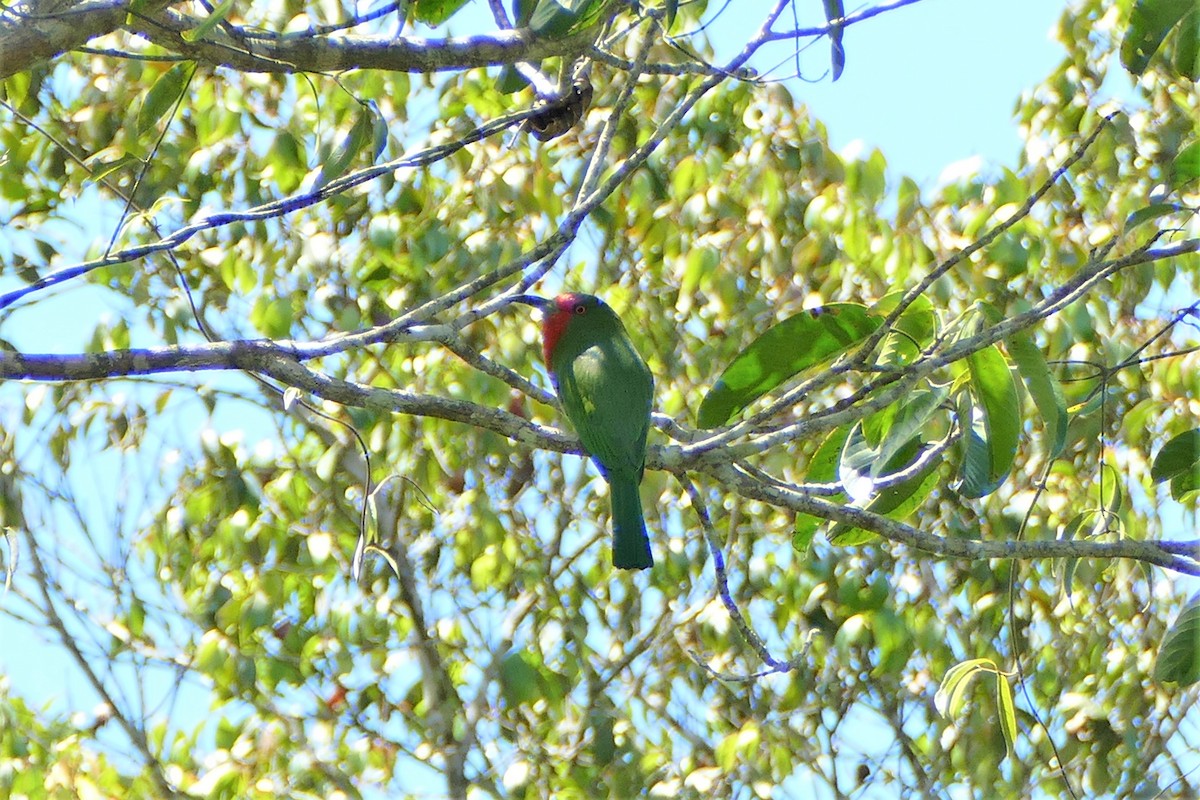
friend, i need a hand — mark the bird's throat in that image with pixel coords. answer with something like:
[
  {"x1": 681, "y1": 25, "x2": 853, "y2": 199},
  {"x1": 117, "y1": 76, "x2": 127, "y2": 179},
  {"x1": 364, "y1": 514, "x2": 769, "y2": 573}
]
[{"x1": 541, "y1": 308, "x2": 572, "y2": 366}]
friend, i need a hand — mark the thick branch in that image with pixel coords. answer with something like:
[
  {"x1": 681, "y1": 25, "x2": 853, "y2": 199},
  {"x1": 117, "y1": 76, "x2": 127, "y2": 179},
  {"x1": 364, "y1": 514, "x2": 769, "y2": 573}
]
[
  {"x1": 126, "y1": 7, "x2": 599, "y2": 73},
  {"x1": 0, "y1": 0, "x2": 172, "y2": 80}
]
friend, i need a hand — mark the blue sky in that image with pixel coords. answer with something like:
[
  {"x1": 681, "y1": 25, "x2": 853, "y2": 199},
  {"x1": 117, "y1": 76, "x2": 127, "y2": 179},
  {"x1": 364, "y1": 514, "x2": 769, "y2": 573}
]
[
  {"x1": 0, "y1": 0, "x2": 1081, "y2": 793},
  {"x1": 724, "y1": 0, "x2": 1066, "y2": 184}
]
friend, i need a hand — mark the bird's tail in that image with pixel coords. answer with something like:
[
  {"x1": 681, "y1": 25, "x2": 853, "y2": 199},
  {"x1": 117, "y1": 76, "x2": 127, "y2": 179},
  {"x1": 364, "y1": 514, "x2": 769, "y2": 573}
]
[{"x1": 610, "y1": 475, "x2": 653, "y2": 570}]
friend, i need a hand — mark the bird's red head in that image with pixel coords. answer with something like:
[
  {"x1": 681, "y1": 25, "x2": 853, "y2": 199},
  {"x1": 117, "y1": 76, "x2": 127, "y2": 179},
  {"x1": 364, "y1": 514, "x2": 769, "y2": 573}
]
[{"x1": 540, "y1": 293, "x2": 596, "y2": 364}]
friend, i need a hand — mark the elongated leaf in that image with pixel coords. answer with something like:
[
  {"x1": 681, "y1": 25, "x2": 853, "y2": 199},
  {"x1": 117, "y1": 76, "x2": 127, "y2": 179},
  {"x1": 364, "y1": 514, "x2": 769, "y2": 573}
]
[
  {"x1": 530, "y1": 0, "x2": 603, "y2": 35},
  {"x1": 1172, "y1": 140, "x2": 1200, "y2": 189},
  {"x1": 829, "y1": 448, "x2": 940, "y2": 546},
  {"x1": 996, "y1": 673, "x2": 1018, "y2": 758},
  {"x1": 1175, "y1": 9, "x2": 1199, "y2": 79},
  {"x1": 873, "y1": 385, "x2": 948, "y2": 479},
  {"x1": 137, "y1": 63, "x2": 188, "y2": 134},
  {"x1": 873, "y1": 292, "x2": 937, "y2": 367},
  {"x1": 313, "y1": 107, "x2": 374, "y2": 189},
  {"x1": 496, "y1": 66, "x2": 530, "y2": 94},
  {"x1": 1006, "y1": 332, "x2": 1067, "y2": 457},
  {"x1": 1151, "y1": 429, "x2": 1200, "y2": 483},
  {"x1": 935, "y1": 658, "x2": 996, "y2": 718},
  {"x1": 794, "y1": 427, "x2": 850, "y2": 550},
  {"x1": 1121, "y1": 0, "x2": 1194, "y2": 75},
  {"x1": 697, "y1": 304, "x2": 883, "y2": 428},
  {"x1": 1154, "y1": 593, "x2": 1200, "y2": 684},
  {"x1": 838, "y1": 422, "x2": 877, "y2": 503},
  {"x1": 1170, "y1": 469, "x2": 1200, "y2": 502},
  {"x1": 823, "y1": 0, "x2": 846, "y2": 80},
  {"x1": 88, "y1": 153, "x2": 141, "y2": 184},
  {"x1": 1125, "y1": 202, "x2": 1186, "y2": 230},
  {"x1": 793, "y1": 514, "x2": 819, "y2": 553},
  {"x1": 958, "y1": 414, "x2": 993, "y2": 499},
  {"x1": 963, "y1": 344, "x2": 1019, "y2": 495},
  {"x1": 861, "y1": 401, "x2": 897, "y2": 449},
  {"x1": 183, "y1": 0, "x2": 234, "y2": 42},
  {"x1": 809, "y1": 426, "x2": 851, "y2": 484},
  {"x1": 513, "y1": 0, "x2": 538, "y2": 24}
]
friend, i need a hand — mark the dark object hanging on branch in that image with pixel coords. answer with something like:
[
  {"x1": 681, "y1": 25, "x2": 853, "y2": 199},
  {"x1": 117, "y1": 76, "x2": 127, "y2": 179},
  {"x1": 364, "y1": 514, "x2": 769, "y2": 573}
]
[{"x1": 526, "y1": 77, "x2": 594, "y2": 141}]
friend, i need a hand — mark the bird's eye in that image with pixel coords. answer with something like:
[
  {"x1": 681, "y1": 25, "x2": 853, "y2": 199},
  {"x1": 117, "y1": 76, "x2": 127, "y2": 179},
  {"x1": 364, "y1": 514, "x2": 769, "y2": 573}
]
[{"x1": 574, "y1": 304, "x2": 586, "y2": 315}]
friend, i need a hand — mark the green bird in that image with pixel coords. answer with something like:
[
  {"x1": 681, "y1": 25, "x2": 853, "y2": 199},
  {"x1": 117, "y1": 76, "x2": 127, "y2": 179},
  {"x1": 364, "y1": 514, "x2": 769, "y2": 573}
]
[{"x1": 512, "y1": 292, "x2": 654, "y2": 569}]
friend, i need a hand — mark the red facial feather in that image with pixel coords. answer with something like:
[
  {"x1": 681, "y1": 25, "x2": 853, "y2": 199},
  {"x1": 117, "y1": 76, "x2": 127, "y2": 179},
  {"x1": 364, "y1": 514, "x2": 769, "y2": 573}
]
[{"x1": 541, "y1": 293, "x2": 586, "y2": 365}]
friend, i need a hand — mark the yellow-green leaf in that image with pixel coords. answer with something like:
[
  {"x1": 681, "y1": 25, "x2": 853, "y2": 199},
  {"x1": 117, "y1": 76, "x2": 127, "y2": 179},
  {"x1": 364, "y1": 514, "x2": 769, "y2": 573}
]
[
  {"x1": 935, "y1": 658, "x2": 996, "y2": 718},
  {"x1": 995, "y1": 672, "x2": 1018, "y2": 758}
]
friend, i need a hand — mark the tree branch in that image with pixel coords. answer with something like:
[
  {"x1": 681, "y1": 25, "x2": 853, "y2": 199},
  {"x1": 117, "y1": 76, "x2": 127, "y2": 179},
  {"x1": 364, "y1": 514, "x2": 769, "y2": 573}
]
[
  {"x1": 0, "y1": 0, "x2": 171, "y2": 81},
  {"x1": 708, "y1": 463, "x2": 1200, "y2": 576},
  {"x1": 125, "y1": 6, "x2": 600, "y2": 74}
]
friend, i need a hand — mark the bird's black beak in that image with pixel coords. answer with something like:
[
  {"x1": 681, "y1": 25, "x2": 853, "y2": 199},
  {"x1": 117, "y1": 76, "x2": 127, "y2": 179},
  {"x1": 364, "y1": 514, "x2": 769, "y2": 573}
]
[{"x1": 509, "y1": 294, "x2": 555, "y2": 311}]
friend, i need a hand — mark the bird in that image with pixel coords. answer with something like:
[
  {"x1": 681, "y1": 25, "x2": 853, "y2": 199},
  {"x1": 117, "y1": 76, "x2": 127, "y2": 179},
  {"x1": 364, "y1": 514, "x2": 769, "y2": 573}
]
[{"x1": 511, "y1": 292, "x2": 654, "y2": 569}]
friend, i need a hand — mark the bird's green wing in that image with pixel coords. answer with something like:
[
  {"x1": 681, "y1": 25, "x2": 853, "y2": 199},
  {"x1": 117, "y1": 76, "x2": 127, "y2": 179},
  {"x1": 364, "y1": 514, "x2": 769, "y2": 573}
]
[{"x1": 556, "y1": 336, "x2": 652, "y2": 479}]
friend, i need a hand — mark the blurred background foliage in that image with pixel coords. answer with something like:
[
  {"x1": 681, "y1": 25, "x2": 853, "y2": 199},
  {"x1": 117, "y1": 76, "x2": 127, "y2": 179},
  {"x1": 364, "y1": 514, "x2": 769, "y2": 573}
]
[{"x1": 1, "y1": 0, "x2": 1199, "y2": 797}]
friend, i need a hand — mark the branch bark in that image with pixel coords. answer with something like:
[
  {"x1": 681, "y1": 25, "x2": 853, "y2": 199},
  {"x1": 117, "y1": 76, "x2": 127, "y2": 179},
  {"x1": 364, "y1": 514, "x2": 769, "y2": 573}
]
[
  {"x1": 0, "y1": 0, "x2": 600, "y2": 80},
  {"x1": 125, "y1": 7, "x2": 601, "y2": 74},
  {"x1": 0, "y1": 0, "x2": 171, "y2": 80}
]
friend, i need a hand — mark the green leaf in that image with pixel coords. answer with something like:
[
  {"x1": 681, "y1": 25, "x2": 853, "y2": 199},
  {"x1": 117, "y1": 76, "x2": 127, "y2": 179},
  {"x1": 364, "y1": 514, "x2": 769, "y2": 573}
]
[
  {"x1": 697, "y1": 304, "x2": 883, "y2": 428},
  {"x1": 1125, "y1": 202, "x2": 1186, "y2": 230},
  {"x1": 1171, "y1": 140, "x2": 1200, "y2": 189},
  {"x1": 1121, "y1": 0, "x2": 1194, "y2": 75},
  {"x1": 664, "y1": 0, "x2": 679, "y2": 30},
  {"x1": 838, "y1": 422, "x2": 877, "y2": 500},
  {"x1": 413, "y1": 0, "x2": 472, "y2": 25},
  {"x1": 823, "y1": 0, "x2": 846, "y2": 80},
  {"x1": 529, "y1": 0, "x2": 604, "y2": 35},
  {"x1": 873, "y1": 386, "x2": 948, "y2": 479},
  {"x1": 935, "y1": 658, "x2": 996, "y2": 718},
  {"x1": 995, "y1": 672, "x2": 1018, "y2": 758},
  {"x1": 496, "y1": 65, "x2": 530, "y2": 94},
  {"x1": 961, "y1": 344, "x2": 1019, "y2": 496},
  {"x1": 958, "y1": 416, "x2": 992, "y2": 499},
  {"x1": 137, "y1": 63, "x2": 188, "y2": 134},
  {"x1": 1151, "y1": 429, "x2": 1200, "y2": 483},
  {"x1": 183, "y1": 0, "x2": 234, "y2": 42},
  {"x1": 1174, "y1": 9, "x2": 1200, "y2": 79},
  {"x1": 809, "y1": 426, "x2": 851, "y2": 484},
  {"x1": 513, "y1": 0, "x2": 538, "y2": 24},
  {"x1": 1170, "y1": 468, "x2": 1200, "y2": 502},
  {"x1": 794, "y1": 427, "x2": 849, "y2": 547},
  {"x1": 793, "y1": 513, "x2": 819, "y2": 553},
  {"x1": 1006, "y1": 332, "x2": 1067, "y2": 457},
  {"x1": 873, "y1": 291, "x2": 937, "y2": 367},
  {"x1": 313, "y1": 106, "x2": 374, "y2": 189},
  {"x1": 829, "y1": 446, "x2": 940, "y2": 546},
  {"x1": 500, "y1": 651, "x2": 543, "y2": 706},
  {"x1": 1154, "y1": 594, "x2": 1200, "y2": 684},
  {"x1": 87, "y1": 153, "x2": 141, "y2": 184},
  {"x1": 871, "y1": 608, "x2": 912, "y2": 675}
]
